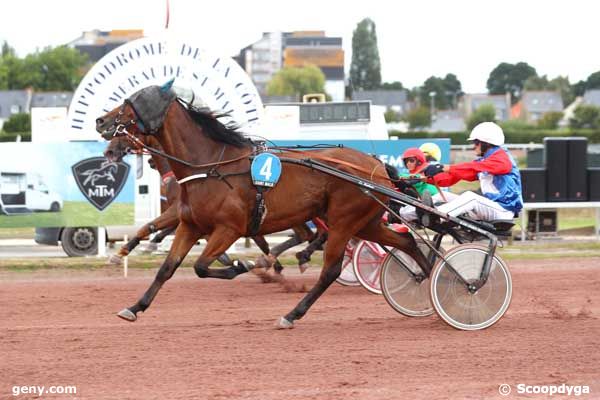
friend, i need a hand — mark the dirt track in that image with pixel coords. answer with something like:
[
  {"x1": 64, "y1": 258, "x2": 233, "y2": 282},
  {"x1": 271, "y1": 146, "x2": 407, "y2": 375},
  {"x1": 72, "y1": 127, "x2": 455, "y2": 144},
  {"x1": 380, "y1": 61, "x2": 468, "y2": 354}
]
[{"x1": 1, "y1": 258, "x2": 600, "y2": 399}]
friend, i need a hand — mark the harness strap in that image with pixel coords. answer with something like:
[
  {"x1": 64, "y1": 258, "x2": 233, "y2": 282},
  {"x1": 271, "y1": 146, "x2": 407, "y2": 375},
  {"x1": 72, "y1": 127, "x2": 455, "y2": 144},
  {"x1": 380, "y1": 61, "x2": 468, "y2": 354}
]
[
  {"x1": 276, "y1": 149, "x2": 391, "y2": 182},
  {"x1": 249, "y1": 186, "x2": 267, "y2": 236},
  {"x1": 177, "y1": 173, "x2": 208, "y2": 185}
]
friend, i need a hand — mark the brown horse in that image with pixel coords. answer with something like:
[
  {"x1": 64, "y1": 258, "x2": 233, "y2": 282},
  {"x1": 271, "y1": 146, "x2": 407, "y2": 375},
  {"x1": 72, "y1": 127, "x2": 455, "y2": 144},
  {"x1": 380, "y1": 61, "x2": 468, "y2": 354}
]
[
  {"x1": 103, "y1": 134, "x2": 318, "y2": 272},
  {"x1": 95, "y1": 83, "x2": 429, "y2": 328}
]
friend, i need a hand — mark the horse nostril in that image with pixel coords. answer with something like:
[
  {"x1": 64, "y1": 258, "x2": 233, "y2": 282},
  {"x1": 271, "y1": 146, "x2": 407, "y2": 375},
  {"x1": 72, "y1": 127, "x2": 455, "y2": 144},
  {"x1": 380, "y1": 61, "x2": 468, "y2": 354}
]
[
  {"x1": 96, "y1": 118, "x2": 104, "y2": 126},
  {"x1": 104, "y1": 150, "x2": 113, "y2": 158}
]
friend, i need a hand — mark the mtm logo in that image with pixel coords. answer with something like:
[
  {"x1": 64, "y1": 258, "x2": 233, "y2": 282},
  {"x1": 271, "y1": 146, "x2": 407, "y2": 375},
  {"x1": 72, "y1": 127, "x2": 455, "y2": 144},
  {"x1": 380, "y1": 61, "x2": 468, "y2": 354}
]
[{"x1": 72, "y1": 157, "x2": 130, "y2": 211}]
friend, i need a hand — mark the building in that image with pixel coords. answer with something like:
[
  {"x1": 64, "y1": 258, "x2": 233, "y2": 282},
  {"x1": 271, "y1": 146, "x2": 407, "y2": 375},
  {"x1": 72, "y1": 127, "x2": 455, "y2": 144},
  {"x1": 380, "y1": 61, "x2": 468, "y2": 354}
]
[
  {"x1": 30, "y1": 92, "x2": 73, "y2": 108},
  {"x1": 236, "y1": 31, "x2": 345, "y2": 101},
  {"x1": 431, "y1": 110, "x2": 466, "y2": 132},
  {"x1": 0, "y1": 90, "x2": 32, "y2": 130},
  {"x1": 461, "y1": 93, "x2": 512, "y2": 121},
  {"x1": 513, "y1": 91, "x2": 564, "y2": 123},
  {"x1": 68, "y1": 29, "x2": 144, "y2": 62},
  {"x1": 236, "y1": 32, "x2": 284, "y2": 99},
  {"x1": 351, "y1": 90, "x2": 409, "y2": 115},
  {"x1": 583, "y1": 89, "x2": 600, "y2": 107}
]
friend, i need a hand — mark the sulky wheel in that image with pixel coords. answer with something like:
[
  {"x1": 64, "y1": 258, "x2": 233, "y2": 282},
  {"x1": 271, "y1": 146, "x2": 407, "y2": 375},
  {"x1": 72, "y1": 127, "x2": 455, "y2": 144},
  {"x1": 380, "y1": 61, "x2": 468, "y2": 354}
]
[
  {"x1": 352, "y1": 240, "x2": 387, "y2": 294},
  {"x1": 380, "y1": 240, "x2": 442, "y2": 317},
  {"x1": 429, "y1": 243, "x2": 512, "y2": 330},
  {"x1": 336, "y1": 239, "x2": 361, "y2": 286}
]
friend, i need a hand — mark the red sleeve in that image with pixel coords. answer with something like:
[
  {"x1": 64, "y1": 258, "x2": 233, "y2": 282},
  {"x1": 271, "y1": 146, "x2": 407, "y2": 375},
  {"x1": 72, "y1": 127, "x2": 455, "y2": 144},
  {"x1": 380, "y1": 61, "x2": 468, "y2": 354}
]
[{"x1": 430, "y1": 149, "x2": 512, "y2": 187}]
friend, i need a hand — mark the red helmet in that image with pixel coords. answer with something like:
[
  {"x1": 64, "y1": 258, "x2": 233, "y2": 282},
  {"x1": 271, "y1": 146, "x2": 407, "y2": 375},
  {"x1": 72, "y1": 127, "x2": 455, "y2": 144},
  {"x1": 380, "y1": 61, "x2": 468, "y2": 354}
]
[{"x1": 402, "y1": 148, "x2": 426, "y2": 165}]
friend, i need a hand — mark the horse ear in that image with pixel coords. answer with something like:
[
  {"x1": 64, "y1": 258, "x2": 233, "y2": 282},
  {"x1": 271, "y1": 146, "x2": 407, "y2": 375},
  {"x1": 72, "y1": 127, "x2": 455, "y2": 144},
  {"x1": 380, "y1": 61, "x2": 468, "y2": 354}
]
[{"x1": 160, "y1": 78, "x2": 175, "y2": 93}]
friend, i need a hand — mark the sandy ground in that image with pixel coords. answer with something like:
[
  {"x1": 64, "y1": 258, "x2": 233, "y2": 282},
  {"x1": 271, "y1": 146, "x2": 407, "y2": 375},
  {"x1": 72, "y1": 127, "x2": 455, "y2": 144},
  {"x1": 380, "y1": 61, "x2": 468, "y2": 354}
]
[{"x1": 1, "y1": 257, "x2": 600, "y2": 400}]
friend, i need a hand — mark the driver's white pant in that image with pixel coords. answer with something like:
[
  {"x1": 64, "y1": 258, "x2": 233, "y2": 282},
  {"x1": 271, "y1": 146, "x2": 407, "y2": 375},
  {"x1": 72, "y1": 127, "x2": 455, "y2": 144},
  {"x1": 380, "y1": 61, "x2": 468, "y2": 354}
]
[
  {"x1": 437, "y1": 191, "x2": 514, "y2": 221},
  {"x1": 399, "y1": 191, "x2": 514, "y2": 222}
]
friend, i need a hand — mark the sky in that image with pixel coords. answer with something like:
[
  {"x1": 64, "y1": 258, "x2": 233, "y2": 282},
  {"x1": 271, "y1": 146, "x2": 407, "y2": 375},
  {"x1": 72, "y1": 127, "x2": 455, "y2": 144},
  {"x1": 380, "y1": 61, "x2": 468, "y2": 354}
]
[{"x1": 1, "y1": 0, "x2": 599, "y2": 93}]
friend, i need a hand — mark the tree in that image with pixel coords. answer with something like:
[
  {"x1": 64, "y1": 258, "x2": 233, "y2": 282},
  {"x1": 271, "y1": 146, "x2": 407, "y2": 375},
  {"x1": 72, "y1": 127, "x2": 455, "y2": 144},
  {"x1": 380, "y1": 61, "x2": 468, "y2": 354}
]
[
  {"x1": 381, "y1": 81, "x2": 404, "y2": 90},
  {"x1": 0, "y1": 45, "x2": 88, "y2": 91},
  {"x1": 487, "y1": 62, "x2": 537, "y2": 104},
  {"x1": 384, "y1": 109, "x2": 401, "y2": 122},
  {"x1": 349, "y1": 18, "x2": 381, "y2": 91},
  {"x1": 569, "y1": 105, "x2": 600, "y2": 129},
  {"x1": 537, "y1": 111, "x2": 563, "y2": 129},
  {"x1": 404, "y1": 107, "x2": 431, "y2": 129},
  {"x1": 572, "y1": 80, "x2": 587, "y2": 97},
  {"x1": 1, "y1": 113, "x2": 31, "y2": 133},
  {"x1": 467, "y1": 104, "x2": 496, "y2": 131},
  {"x1": 586, "y1": 71, "x2": 600, "y2": 90},
  {"x1": 418, "y1": 74, "x2": 463, "y2": 110},
  {"x1": 266, "y1": 64, "x2": 327, "y2": 98}
]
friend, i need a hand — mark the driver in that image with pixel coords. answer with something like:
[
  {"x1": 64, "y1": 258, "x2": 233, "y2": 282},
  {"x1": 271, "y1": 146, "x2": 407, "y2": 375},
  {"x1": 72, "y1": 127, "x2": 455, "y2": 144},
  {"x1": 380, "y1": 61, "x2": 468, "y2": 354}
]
[{"x1": 423, "y1": 122, "x2": 523, "y2": 221}]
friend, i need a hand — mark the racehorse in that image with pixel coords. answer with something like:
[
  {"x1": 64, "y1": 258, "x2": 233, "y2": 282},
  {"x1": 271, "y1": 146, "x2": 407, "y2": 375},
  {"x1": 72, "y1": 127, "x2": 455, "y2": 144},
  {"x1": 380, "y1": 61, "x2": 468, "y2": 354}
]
[
  {"x1": 95, "y1": 82, "x2": 429, "y2": 328},
  {"x1": 104, "y1": 134, "x2": 319, "y2": 273}
]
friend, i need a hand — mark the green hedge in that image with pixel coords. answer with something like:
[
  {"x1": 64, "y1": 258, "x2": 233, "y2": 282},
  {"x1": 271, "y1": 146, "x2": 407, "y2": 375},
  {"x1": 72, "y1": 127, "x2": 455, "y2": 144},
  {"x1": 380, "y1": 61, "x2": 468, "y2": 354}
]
[
  {"x1": 0, "y1": 132, "x2": 32, "y2": 142},
  {"x1": 390, "y1": 129, "x2": 600, "y2": 144}
]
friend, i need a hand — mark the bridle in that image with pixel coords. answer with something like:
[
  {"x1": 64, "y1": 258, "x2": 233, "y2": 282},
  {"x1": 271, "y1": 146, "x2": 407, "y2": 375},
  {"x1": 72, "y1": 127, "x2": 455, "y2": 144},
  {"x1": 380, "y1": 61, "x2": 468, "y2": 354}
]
[{"x1": 101, "y1": 102, "x2": 253, "y2": 170}]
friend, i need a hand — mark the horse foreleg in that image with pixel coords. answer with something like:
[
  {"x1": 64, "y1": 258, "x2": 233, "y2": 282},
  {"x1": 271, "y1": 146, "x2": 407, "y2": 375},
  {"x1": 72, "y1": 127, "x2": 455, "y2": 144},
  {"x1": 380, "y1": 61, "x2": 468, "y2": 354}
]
[
  {"x1": 277, "y1": 231, "x2": 349, "y2": 329},
  {"x1": 111, "y1": 209, "x2": 178, "y2": 262},
  {"x1": 117, "y1": 222, "x2": 201, "y2": 322},
  {"x1": 193, "y1": 228, "x2": 252, "y2": 280}
]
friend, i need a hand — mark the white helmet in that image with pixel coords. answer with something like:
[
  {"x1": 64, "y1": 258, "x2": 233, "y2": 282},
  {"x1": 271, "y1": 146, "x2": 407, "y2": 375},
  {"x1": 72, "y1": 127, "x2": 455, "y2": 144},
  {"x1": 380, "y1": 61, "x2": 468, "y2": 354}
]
[{"x1": 468, "y1": 122, "x2": 504, "y2": 146}]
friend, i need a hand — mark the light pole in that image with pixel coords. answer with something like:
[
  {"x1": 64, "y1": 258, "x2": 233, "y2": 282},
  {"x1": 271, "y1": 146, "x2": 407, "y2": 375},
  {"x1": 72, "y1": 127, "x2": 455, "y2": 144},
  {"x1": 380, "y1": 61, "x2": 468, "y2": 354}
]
[{"x1": 429, "y1": 91, "x2": 436, "y2": 126}]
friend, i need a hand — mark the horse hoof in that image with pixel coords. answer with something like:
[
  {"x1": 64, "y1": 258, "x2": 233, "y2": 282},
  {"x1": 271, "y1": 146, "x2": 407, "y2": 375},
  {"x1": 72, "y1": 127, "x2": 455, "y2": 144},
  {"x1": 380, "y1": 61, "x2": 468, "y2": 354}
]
[
  {"x1": 298, "y1": 263, "x2": 309, "y2": 274},
  {"x1": 275, "y1": 317, "x2": 294, "y2": 329},
  {"x1": 117, "y1": 308, "x2": 137, "y2": 322},
  {"x1": 108, "y1": 255, "x2": 123, "y2": 265}
]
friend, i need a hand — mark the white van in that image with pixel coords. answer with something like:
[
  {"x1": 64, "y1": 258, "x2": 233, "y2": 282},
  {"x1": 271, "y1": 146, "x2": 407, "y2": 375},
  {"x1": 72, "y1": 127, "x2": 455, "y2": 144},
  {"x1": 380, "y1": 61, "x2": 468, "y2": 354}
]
[{"x1": 0, "y1": 171, "x2": 63, "y2": 214}]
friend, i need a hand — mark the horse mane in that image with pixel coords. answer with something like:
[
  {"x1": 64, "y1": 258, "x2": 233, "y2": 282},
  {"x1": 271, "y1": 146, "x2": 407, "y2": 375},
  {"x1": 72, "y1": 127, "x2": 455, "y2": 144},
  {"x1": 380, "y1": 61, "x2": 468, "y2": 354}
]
[{"x1": 177, "y1": 99, "x2": 251, "y2": 148}]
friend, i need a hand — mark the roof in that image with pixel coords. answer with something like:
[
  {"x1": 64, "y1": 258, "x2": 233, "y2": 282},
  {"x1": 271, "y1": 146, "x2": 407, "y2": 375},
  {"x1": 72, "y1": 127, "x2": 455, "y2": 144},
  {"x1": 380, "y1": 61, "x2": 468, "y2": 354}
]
[
  {"x1": 431, "y1": 110, "x2": 466, "y2": 132},
  {"x1": 0, "y1": 90, "x2": 32, "y2": 119},
  {"x1": 469, "y1": 94, "x2": 510, "y2": 111},
  {"x1": 351, "y1": 90, "x2": 407, "y2": 107},
  {"x1": 583, "y1": 89, "x2": 600, "y2": 106},
  {"x1": 521, "y1": 91, "x2": 563, "y2": 113},
  {"x1": 31, "y1": 92, "x2": 73, "y2": 108}
]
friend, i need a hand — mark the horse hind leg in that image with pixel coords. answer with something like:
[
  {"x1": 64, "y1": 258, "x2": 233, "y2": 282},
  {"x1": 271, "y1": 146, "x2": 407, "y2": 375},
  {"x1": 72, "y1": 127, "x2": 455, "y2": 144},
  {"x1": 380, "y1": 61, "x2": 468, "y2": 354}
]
[
  {"x1": 277, "y1": 230, "x2": 349, "y2": 329},
  {"x1": 356, "y1": 220, "x2": 430, "y2": 276},
  {"x1": 143, "y1": 225, "x2": 177, "y2": 253},
  {"x1": 295, "y1": 232, "x2": 328, "y2": 273}
]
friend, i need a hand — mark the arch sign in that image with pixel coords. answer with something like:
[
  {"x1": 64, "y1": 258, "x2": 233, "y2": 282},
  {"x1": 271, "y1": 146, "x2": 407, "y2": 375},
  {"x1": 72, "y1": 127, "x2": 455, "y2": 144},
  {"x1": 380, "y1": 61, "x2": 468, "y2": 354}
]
[{"x1": 67, "y1": 34, "x2": 264, "y2": 140}]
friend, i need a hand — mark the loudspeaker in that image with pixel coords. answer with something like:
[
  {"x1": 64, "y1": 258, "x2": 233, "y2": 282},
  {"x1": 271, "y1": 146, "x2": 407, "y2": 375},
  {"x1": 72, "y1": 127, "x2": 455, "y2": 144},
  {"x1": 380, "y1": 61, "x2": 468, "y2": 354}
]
[
  {"x1": 589, "y1": 168, "x2": 600, "y2": 201},
  {"x1": 544, "y1": 138, "x2": 569, "y2": 201},
  {"x1": 520, "y1": 168, "x2": 546, "y2": 202},
  {"x1": 567, "y1": 137, "x2": 588, "y2": 201}
]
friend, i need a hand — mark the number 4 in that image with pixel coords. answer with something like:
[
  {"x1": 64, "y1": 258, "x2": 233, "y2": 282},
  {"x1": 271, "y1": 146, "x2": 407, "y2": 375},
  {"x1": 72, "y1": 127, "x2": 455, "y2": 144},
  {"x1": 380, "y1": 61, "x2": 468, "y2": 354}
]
[{"x1": 259, "y1": 157, "x2": 273, "y2": 181}]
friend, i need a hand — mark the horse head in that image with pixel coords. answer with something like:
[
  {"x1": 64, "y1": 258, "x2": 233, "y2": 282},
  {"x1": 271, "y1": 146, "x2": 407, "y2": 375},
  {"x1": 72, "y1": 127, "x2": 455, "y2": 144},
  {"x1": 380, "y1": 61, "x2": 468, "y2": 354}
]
[{"x1": 97, "y1": 81, "x2": 177, "y2": 162}]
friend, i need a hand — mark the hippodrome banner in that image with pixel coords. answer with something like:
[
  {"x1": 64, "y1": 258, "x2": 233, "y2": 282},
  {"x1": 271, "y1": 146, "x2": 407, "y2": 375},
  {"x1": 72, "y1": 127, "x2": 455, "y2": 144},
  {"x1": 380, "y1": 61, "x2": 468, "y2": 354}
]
[{"x1": 0, "y1": 142, "x2": 135, "y2": 228}]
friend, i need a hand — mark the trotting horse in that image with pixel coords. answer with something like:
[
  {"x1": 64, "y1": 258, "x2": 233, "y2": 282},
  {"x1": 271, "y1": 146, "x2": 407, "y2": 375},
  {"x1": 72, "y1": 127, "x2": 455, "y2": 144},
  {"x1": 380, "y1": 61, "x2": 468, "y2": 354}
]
[
  {"x1": 95, "y1": 82, "x2": 430, "y2": 328},
  {"x1": 104, "y1": 134, "x2": 319, "y2": 273}
]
